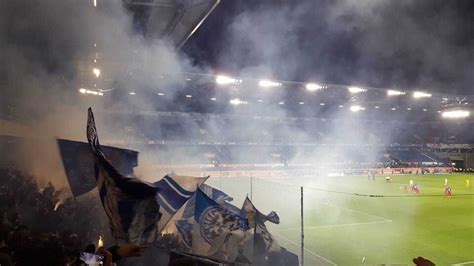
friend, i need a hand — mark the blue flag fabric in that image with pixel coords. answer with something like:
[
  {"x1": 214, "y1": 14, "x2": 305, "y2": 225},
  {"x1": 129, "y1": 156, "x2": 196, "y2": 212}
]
[
  {"x1": 241, "y1": 197, "x2": 281, "y2": 255},
  {"x1": 57, "y1": 138, "x2": 138, "y2": 197},
  {"x1": 86, "y1": 108, "x2": 161, "y2": 244},
  {"x1": 182, "y1": 184, "x2": 235, "y2": 220},
  {"x1": 175, "y1": 219, "x2": 193, "y2": 250},
  {"x1": 192, "y1": 188, "x2": 250, "y2": 262},
  {"x1": 200, "y1": 184, "x2": 234, "y2": 203},
  {"x1": 152, "y1": 174, "x2": 208, "y2": 233}
]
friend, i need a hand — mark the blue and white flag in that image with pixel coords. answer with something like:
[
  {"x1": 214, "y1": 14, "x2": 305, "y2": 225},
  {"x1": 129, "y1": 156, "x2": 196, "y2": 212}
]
[
  {"x1": 57, "y1": 138, "x2": 138, "y2": 197},
  {"x1": 87, "y1": 108, "x2": 161, "y2": 244},
  {"x1": 182, "y1": 184, "x2": 235, "y2": 220},
  {"x1": 175, "y1": 219, "x2": 193, "y2": 250},
  {"x1": 153, "y1": 174, "x2": 208, "y2": 233},
  {"x1": 192, "y1": 188, "x2": 251, "y2": 262},
  {"x1": 241, "y1": 197, "x2": 281, "y2": 254},
  {"x1": 200, "y1": 184, "x2": 234, "y2": 203}
]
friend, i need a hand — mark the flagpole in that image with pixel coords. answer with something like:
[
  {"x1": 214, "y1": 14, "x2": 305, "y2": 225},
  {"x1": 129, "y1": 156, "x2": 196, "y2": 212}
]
[
  {"x1": 250, "y1": 175, "x2": 253, "y2": 201},
  {"x1": 300, "y1": 186, "x2": 304, "y2": 266}
]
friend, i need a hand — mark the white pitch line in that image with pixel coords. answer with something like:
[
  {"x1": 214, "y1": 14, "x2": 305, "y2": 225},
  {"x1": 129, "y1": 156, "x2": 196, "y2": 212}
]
[
  {"x1": 273, "y1": 232, "x2": 337, "y2": 266},
  {"x1": 323, "y1": 202, "x2": 392, "y2": 222},
  {"x1": 276, "y1": 220, "x2": 392, "y2": 232},
  {"x1": 452, "y1": 261, "x2": 474, "y2": 266}
]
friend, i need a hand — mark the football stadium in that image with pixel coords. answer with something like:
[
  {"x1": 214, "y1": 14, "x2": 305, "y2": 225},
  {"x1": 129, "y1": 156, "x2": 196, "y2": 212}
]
[{"x1": 1, "y1": 0, "x2": 473, "y2": 265}]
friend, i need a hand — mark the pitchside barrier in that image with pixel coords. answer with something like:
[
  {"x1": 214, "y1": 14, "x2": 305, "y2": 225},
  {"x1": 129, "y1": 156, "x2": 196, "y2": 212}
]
[{"x1": 143, "y1": 166, "x2": 454, "y2": 179}]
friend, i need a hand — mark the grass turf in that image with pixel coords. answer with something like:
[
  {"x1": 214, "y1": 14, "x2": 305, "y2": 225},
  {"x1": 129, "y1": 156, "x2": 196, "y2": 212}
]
[{"x1": 206, "y1": 173, "x2": 474, "y2": 265}]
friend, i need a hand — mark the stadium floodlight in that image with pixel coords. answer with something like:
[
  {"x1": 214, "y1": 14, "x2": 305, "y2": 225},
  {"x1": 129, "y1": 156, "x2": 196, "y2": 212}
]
[
  {"x1": 279, "y1": 101, "x2": 285, "y2": 105},
  {"x1": 391, "y1": 107, "x2": 396, "y2": 111},
  {"x1": 423, "y1": 109, "x2": 427, "y2": 112},
  {"x1": 306, "y1": 83, "x2": 323, "y2": 91},
  {"x1": 129, "y1": 91, "x2": 136, "y2": 95},
  {"x1": 350, "y1": 105, "x2": 365, "y2": 112},
  {"x1": 338, "y1": 105, "x2": 344, "y2": 108},
  {"x1": 87, "y1": 90, "x2": 98, "y2": 95},
  {"x1": 387, "y1": 90, "x2": 406, "y2": 96},
  {"x1": 413, "y1": 91, "x2": 432, "y2": 98},
  {"x1": 257, "y1": 99, "x2": 263, "y2": 102},
  {"x1": 92, "y1": 68, "x2": 101, "y2": 78},
  {"x1": 299, "y1": 101, "x2": 304, "y2": 105},
  {"x1": 210, "y1": 97, "x2": 217, "y2": 101},
  {"x1": 441, "y1": 110, "x2": 470, "y2": 119},
  {"x1": 79, "y1": 88, "x2": 87, "y2": 94},
  {"x1": 348, "y1": 87, "x2": 366, "y2": 94},
  {"x1": 320, "y1": 103, "x2": 325, "y2": 106},
  {"x1": 259, "y1": 80, "x2": 281, "y2": 88},
  {"x1": 407, "y1": 107, "x2": 412, "y2": 110},
  {"x1": 185, "y1": 94, "x2": 192, "y2": 98},
  {"x1": 215, "y1": 75, "x2": 240, "y2": 85},
  {"x1": 375, "y1": 106, "x2": 380, "y2": 109},
  {"x1": 157, "y1": 92, "x2": 164, "y2": 96},
  {"x1": 230, "y1": 98, "x2": 247, "y2": 105}
]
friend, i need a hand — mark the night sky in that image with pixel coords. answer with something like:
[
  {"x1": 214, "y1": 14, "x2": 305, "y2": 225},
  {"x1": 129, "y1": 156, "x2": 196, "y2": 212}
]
[{"x1": 183, "y1": 0, "x2": 474, "y2": 95}]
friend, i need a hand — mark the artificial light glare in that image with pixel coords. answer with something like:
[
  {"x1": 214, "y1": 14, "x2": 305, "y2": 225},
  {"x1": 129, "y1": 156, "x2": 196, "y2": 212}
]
[
  {"x1": 350, "y1": 105, "x2": 365, "y2": 112},
  {"x1": 413, "y1": 91, "x2": 432, "y2": 98},
  {"x1": 259, "y1": 80, "x2": 281, "y2": 88},
  {"x1": 441, "y1": 110, "x2": 470, "y2": 119},
  {"x1": 230, "y1": 98, "x2": 248, "y2": 105},
  {"x1": 216, "y1": 75, "x2": 240, "y2": 85},
  {"x1": 306, "y1": 83, "x2": 323, "y2": 91},
  {"x1": 348, "y1": 87, "x2": 366, "y2": 94},
  {"x1": 92, "y1": 68, "x2": 101, "y2": 78},
  {"x1": 387, "y1": 90, "x2": 406, "y2": 96}
]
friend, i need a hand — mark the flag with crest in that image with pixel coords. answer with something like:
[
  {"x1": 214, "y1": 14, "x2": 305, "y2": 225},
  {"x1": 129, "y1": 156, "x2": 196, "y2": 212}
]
[{"x1": 192, "y1": 188, "x2": 252, "y2": 263}]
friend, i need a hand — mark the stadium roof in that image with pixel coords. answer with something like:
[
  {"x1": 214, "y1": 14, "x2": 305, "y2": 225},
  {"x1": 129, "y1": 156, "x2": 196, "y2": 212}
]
[{"x1": 124, "y1": 0, "x2": 220, "y2": 47}]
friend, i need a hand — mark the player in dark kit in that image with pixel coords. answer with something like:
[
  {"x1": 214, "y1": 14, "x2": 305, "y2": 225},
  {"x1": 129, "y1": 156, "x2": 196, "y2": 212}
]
[{"x1": 445, "y1": 186, "x2": 452, "y2": 198}]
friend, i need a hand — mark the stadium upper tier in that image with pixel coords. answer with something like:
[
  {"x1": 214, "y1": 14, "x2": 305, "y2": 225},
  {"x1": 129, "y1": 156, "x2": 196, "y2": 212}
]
[{"x1": 98, "y1": 110, "x2": 474, "y2": 146}]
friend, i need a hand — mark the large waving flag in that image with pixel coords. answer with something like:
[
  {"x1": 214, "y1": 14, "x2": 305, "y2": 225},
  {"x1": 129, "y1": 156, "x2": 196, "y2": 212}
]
[
  {"x1": 174, "y1": 184, "x2": 236, "y2": 252},
  {"x1": 57, "y1": 138, "x2": 138, "y2": 197},
  {"x1": 241, "y1": 198, "x2": 301, "y2": 266},
  {"x1": 153, "y1": 174, "x2": 208, "y2": 233},
  {"x1": 175, "y1": 219, "x2": 193, "y2": 250},
  {"x1": 87, "y1": 108, "x2": 161, "y2": 244},
  {"x1": 241, "y1": 197, "x2": 283, "y2": 264},
  {"x1": 181, "y1": 184, "x2": 235, "y2": 220},
  {"x1": 192, "y1": 188, "x2": 251, "y2": 262}
]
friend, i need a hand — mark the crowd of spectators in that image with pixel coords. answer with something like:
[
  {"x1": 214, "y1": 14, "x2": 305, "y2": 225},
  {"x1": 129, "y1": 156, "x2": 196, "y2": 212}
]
[{"x1": 0, "y1": 167, "x2": 121, "y2": 265}]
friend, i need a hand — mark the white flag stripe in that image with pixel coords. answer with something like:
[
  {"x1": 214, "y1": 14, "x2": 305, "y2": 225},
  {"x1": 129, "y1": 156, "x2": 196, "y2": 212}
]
[
  {"x1": 156, "y1": 193, "x2": 177, "y2": 213},
  {"x1": 163, "y1": 177, "x2": 194, "y2": 198}
]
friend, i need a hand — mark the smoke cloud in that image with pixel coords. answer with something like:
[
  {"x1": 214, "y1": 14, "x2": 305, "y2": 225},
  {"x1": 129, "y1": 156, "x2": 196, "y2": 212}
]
[{"x1": 0, "y1": 0, "x2": 194, "y2": 187}]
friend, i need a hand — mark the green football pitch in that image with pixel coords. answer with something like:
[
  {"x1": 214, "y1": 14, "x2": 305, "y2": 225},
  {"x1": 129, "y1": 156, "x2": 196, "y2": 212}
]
[{"x1": 206, "y1": 173, "x2": 474, "y2": 265}]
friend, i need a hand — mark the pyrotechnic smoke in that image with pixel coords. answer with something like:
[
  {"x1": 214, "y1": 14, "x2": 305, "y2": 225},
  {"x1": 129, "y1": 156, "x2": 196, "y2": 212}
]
[{"x1": 0, "y1": 0, "x2": 195, "y2": 187}]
